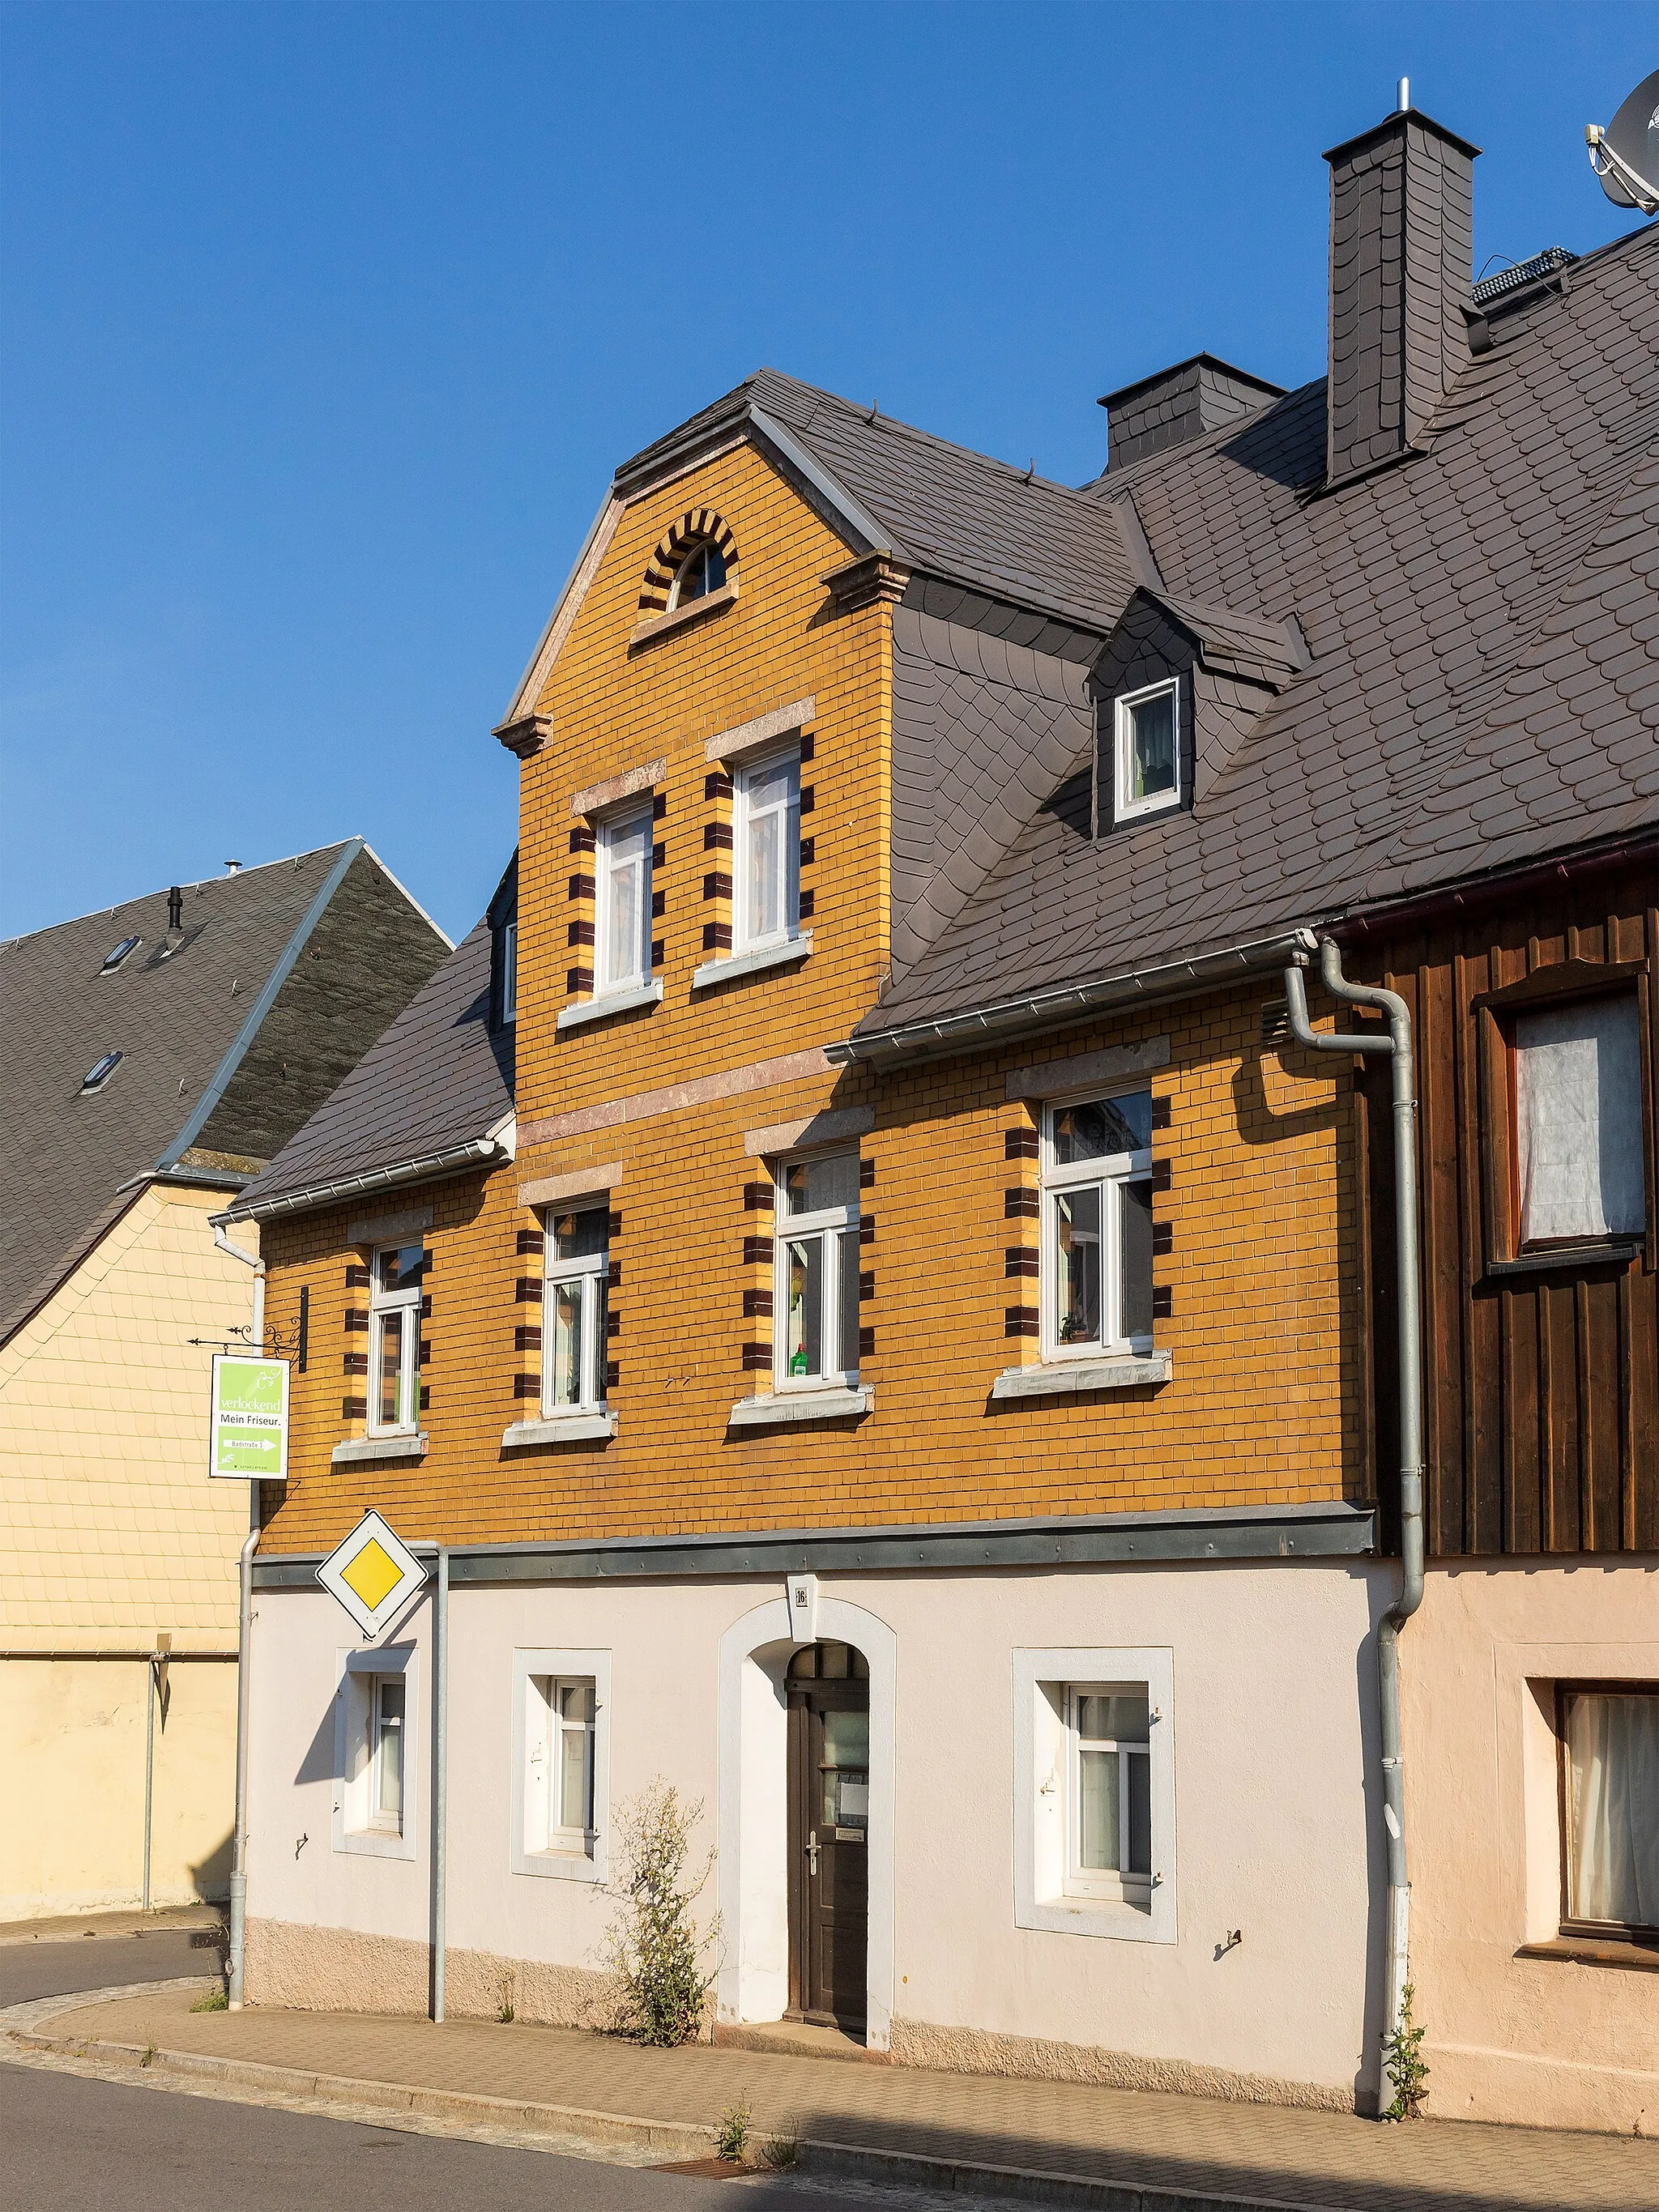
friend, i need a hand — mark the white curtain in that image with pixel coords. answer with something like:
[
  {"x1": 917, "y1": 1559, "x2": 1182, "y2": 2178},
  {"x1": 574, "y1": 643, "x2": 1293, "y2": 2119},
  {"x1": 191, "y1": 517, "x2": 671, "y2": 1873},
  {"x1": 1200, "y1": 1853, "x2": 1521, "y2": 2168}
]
[
  {"x1": 1515, "y1": 998, "x2": 1645, "y2": 1243},
  {"x1": 1567, "y1": 1691, "x2": 1659, "y2": 1928}
]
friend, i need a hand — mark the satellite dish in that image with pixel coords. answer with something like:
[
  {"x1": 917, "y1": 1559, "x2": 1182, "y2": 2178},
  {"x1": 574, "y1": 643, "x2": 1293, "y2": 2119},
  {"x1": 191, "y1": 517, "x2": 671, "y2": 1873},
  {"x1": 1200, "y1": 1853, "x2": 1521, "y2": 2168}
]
[{"x1": 1586, "y1": 67, "x2": 1659, "y2": 214}]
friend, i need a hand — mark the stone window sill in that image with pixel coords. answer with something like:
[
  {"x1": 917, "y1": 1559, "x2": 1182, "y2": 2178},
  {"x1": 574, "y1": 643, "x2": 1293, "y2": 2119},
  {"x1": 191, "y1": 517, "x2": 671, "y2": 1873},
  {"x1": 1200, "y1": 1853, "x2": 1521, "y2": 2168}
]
[
  {"x1": 1517, "y1": 1936, "x2": 1659, "y2": 1973},
  {"x1": 331, "y1": 1433, "x2": 429, "y2": 1466},
  {"x1": 992, "y1": 1352, "x2": 1172, "y2": 1400},
  {"x1": 727, "y1": 1385, "x2": 872, "y2": 1427},
  {"x1": 692, "y1": 933, "x2": 812, "y2": 993},
  {"x1": 501, "y1": 1412, "x2": 617, "y2": 1448},
  {"x1": 556, "y1": 978, "x2": 663, "y2": 1033},
  {"x1": 628, "y1": 581, "x2": 738, "y2": 648}
]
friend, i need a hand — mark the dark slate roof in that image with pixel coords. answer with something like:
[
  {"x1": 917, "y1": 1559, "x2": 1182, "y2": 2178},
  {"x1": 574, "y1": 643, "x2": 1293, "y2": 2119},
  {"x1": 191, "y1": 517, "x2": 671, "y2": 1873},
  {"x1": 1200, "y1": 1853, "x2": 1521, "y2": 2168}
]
[
  {"x1": 0, "y1": 846, "x2": 355, "y2": 1341},
  {"x1": 616, "y1": 367, "x2": 1141, "y2": 634},
  {"x1": 225, "y1": 910, "x2": 514, "y2": 1221},
  {"x1": 850, "y1": 220, "x2": 1659, "y2": 1043}
]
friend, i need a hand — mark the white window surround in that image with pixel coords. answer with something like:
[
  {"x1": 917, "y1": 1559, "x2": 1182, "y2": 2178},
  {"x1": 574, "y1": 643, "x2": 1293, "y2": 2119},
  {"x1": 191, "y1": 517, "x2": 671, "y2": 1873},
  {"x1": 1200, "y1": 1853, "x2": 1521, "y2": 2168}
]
[
  {"x1": 1039, "y1": 1087, "x2": 1155, "y2": 1366},
  {"x1": 502, "y1": 1410, "x2": 617, "y2": 1448},
  {"x1": 1113, "y1": 678, "x2": 1182, "y2": 822},
  {"x1": 331, "y1": 1432, "x2": 429, "y2": 1466},
  {"x1": 368, "y1": 1242, "x2": 425, "y2": 1439},
  {"x1": 716, "y1": 1592, "x2": 897, "y2": 2050},
  {"x1": 1013, "y1": 1645, "x2": 1175, "y2": 1943},
  {"x1": 510, "y1": 1647, "x2": 611, "y2": 1883},
  {"x1": 541, "y1": 1204, "x2": 609, "y2": 1417},
  {"x1": 727, "y1": 1384, "x2": 873, "y2": 1426},
  {"x1": 691, "y1": 931, "x2": 813, "y2": 994},
  {"x1": 734, "y1": 748, "x2": 801, "y2": 956},
  {"x1": 594, "y1": 806, "x2": 654, "y2": 997},
  {"x1": 333, "y1": 1645, "x2": 418, "y2": 1862},
  {"x1": 557, "y1": 977, "x2": 663, "y2": 1031},
  {"x1": 773, "y1": 1150, "x2": 859, "y2": 1392},
  {"x1": 992, "y1": 1352, "x2": 1171, "y2": 1399}
]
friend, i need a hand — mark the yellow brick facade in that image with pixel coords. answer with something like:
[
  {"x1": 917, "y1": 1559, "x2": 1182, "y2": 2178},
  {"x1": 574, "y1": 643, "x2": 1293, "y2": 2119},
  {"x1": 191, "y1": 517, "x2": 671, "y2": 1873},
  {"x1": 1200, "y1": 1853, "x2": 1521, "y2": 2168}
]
[{"x1": 259, "y1": 444, "x2": 1363, "y2": 1560}]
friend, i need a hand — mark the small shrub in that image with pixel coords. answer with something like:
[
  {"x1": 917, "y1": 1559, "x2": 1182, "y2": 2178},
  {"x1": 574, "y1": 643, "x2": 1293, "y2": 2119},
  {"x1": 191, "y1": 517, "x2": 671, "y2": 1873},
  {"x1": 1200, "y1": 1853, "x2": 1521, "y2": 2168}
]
[
  {"x1": 758, "y1": 2130, "x2": 799, "y2": 2170},
  {"x1": 714, "y1": 2099, "x2": 752, "y2": 2163},
  {"x1": 190, "y1": 1988, "x2": 228, "y2": 2014},
  {"x1": 1383, "y1": 1981, "x2": 1430, "y2": 2120},
  {"x1": 601, "y1": 1779, "x2": 720, "y2": 2047}
]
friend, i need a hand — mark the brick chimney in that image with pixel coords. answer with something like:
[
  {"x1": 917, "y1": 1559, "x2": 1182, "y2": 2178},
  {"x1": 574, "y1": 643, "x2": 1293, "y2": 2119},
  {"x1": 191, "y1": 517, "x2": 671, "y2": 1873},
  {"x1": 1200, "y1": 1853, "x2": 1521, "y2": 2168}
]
[{"x1": 1323, "y1": 108, "x2": 1479, "y2": 485}]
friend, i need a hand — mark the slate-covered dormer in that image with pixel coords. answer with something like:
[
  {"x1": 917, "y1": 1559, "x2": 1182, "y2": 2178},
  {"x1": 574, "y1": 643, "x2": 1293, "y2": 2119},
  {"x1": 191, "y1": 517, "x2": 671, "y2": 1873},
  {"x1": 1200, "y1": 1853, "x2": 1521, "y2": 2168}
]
[{"x1": 1091, "y1": 590, "x2": 1310, "y2": 830}]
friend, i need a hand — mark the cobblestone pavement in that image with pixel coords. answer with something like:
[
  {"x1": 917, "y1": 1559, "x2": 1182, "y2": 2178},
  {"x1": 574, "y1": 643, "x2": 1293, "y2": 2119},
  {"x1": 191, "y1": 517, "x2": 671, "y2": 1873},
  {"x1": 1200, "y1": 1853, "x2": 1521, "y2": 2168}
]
[{"x1": 31, "y1": 1983, "x2": 1659, "y2": 2212}]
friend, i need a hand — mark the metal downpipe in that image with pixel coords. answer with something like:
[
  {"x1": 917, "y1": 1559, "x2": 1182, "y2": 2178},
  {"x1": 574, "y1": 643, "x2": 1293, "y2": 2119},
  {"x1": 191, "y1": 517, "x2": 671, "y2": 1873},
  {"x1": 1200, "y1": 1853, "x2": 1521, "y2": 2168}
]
[
  {"x1": 1285, "y1": 936, "x2": 1425, "y2": 2069},
  {"x1": 433, "y1": 1547, "x2": 449, "y2": 2025}
]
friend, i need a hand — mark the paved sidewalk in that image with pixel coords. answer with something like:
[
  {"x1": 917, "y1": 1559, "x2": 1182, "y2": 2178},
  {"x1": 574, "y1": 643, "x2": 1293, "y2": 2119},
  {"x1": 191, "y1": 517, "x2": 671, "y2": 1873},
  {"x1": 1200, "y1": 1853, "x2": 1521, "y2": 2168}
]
[
  {"x1": 20, "y1": 1982, "x2": 1659, "y2": 2212},
  {"x1": 0, "y1": 1903, "x2": 222, "y2": 1946}
]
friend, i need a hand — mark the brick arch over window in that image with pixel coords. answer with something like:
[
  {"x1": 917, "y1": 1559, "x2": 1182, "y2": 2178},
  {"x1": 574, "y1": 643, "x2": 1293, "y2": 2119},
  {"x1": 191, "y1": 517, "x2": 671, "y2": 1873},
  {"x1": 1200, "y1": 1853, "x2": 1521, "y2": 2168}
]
[{"x1": 639, "y1": 509, "x2": 739, "y2": 615}]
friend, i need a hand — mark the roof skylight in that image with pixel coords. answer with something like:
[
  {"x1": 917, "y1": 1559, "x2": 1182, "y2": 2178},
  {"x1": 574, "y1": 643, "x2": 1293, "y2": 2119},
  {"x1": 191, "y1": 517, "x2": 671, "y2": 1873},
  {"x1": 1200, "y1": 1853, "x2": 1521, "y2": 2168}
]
[
  {"x1": 81, "y1": 1051, "x2": 124, "y2": 1092},
  {"x1": 102, "y1": 935, "x2": 142, "y2": 972}
]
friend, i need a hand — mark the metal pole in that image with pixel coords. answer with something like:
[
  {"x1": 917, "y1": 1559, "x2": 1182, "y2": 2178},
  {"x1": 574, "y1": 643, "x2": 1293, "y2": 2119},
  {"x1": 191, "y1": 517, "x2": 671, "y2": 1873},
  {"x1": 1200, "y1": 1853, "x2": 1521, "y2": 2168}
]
[
  {"x1": 433, "y1": 1547, "x2": 449, "y2": 2025},
  {"x1": 1285, "y1": 936, "x2": 1425, "y2": 2086},
  {"x1": 215, "y1": 1222, "x2": 266, "y2": 2010},
  {"x1": 142, "y1": 1654, "x2": 156, "y2": 1912}
]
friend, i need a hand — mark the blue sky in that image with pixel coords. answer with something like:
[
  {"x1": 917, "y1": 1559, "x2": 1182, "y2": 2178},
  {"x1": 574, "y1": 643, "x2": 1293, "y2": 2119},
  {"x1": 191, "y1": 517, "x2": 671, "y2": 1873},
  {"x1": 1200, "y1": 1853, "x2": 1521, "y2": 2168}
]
[{"x1": 2, "y1": 3, "x2": 1651, "y2": 944}]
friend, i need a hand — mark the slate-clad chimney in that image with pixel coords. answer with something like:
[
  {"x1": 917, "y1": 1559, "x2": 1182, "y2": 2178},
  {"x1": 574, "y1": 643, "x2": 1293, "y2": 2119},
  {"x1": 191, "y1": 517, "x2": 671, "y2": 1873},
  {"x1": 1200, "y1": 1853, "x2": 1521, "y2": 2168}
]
[
  {"x1": 1099, "y1": 354, "x2": 1284, "y2": 472},
  {"x1": 1324, "y1": 108, "x2": 1479, "y2": 485}
]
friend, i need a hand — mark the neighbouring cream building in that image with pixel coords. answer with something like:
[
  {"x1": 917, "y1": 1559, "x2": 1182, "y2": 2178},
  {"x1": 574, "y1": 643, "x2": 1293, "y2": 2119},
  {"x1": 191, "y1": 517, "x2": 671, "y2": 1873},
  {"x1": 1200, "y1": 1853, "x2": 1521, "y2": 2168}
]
[{"x1": 0, "y1": 844, "x2": 448, "y2": 1917}]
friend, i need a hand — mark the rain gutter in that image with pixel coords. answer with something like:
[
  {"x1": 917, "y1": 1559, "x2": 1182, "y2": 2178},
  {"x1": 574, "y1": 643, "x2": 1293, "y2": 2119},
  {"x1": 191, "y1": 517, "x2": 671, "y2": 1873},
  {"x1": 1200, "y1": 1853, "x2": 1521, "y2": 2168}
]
[{"x1": 215, "y1": 1132, "x2": 511, "y2": 1226}]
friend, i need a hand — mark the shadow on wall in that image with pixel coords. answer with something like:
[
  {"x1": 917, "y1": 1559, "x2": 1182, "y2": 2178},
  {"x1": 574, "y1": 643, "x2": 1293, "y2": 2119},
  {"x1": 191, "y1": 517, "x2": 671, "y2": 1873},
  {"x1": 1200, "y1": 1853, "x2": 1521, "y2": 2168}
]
[
  {"x1": 296, "y1": 1691, "x2": 338, "y2": 1786},
  {"x1": 190, "y1": 1829, "x2": 233, "y2": 1903}
]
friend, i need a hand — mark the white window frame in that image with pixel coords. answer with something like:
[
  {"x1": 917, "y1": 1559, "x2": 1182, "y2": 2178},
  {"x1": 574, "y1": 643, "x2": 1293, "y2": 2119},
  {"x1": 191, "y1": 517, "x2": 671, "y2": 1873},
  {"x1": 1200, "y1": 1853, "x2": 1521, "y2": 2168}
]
[
  {"x1": 1013, "y1": 1645, "x2": 1175, "y2": 1944},
  {"x1": 1064, "y1": 1685, "x2": 1153, "y2": 1906},
  {"x1": 541, "y1": 1205, "x2": 608, "y2": 1415},
  {"x1": 594, "y1": 805, "x2": 653, "y2": 996},
  {"x1": 510, "y1": 1647, "x2": 611, "y2": 1883},
  {"x1": 1039, "y1": 1089, "x2": 1154, "y2": 1363},
  {"x1": 772, "y1": 1150, "x2": 859, "y2": 1392},
  {"x1": 500, "y1": 917, "x2": 518, "y2": 1024},
  {"x1": 368, "y1": 1241, "x2": 424, "y2": 1437},
  {"x1": 333, "y1": 1645, "x2": 417, "y2": 1861},
  {"x1": 668, "y1": 539, "x2": 726, "y2": 608},
  {"x1": 734, "y1": 748, "x2": 801, "y2": 953},
  {"x1": 1113, "y1": 678, "x2": 1181, "y2": 822}
]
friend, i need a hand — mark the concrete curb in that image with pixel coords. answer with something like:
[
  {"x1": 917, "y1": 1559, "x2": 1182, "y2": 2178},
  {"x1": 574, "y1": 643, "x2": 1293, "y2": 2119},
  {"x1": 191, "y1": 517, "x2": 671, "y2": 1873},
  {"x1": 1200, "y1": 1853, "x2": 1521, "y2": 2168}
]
[{"x1": 4, "y1": 1985, "x2": 1353, "y2": 2212}]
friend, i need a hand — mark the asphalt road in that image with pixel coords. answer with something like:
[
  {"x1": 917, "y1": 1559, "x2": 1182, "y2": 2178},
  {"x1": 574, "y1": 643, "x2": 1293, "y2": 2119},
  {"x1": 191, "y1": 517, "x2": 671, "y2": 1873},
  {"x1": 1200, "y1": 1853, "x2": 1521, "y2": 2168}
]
[
  {"x1": 0, "y1": 1935, "x2": 883, "y2": 2212},
  {"x1": 0, "y1": 1927, "x2": 215, "y2": 2005}
]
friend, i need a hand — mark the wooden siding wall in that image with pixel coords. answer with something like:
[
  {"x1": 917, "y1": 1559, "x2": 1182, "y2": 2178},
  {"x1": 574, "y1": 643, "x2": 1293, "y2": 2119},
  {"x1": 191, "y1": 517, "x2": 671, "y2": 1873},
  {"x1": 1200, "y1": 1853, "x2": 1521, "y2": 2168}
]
[{"x1": 1357, "y1": 854, "x2": 1659, "y2": 1558}]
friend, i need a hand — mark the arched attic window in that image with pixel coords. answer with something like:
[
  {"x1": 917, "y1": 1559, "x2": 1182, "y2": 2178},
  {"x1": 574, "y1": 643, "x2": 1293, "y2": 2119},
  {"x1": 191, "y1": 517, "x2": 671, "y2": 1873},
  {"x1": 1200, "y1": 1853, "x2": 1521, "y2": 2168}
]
[{"x1": 638, "y1": 510, "x2": 738, "y2": 618}]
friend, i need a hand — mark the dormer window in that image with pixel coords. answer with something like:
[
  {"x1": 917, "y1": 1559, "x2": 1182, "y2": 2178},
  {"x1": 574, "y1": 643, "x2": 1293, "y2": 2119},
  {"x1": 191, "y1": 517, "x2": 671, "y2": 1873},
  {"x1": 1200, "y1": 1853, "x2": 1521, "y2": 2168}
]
[
  {"x1": 1114, "y1": 680, "x2": 1180, "y2": 821},
  {"x1": 668, "y1": 539, "x2": 728, "y2": 609}
]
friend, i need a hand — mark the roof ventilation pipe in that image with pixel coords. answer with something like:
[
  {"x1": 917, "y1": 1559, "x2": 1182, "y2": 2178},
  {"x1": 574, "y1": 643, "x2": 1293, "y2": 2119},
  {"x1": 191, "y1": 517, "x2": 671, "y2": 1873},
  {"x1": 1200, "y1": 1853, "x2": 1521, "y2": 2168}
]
[
  {"x1": 1285, "y1": 936, "x2": 1423, "y2": 2107},
  {"x1": 1324, "y1": 104, "x2": 1479, "y2": 484},
  {"x1": 163, "y1": 886, "x2": 185, "y2": 957}
]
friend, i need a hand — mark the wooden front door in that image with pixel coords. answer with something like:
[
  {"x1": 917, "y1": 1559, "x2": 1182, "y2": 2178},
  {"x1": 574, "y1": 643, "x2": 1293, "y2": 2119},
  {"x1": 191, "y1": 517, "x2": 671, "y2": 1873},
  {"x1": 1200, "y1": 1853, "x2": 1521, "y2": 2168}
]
[{"x1": 786, "y1": 1640, "x2": 869, "y2": 2030}]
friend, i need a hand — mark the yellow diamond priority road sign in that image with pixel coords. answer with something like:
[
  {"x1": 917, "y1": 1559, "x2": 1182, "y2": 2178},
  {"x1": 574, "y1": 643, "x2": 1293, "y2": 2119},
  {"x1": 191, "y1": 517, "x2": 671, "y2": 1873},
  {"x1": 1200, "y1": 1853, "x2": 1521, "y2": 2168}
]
[{"x1": 317, "y1": 1511, "x2": 427, "y2": 1640}]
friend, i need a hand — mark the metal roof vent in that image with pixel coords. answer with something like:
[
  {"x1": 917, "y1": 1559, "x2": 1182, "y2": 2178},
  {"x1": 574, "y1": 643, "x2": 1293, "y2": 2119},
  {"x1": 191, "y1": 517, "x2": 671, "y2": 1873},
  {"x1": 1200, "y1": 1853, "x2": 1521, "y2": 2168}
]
[
  {"x1": 81, "y1": 1051, "x2": 124, "y2": 1093},
  {"x1": 224, "y1": 859, "x2": 241, "y2": 875},
  {"x1": 1470, "y1": 247, "x2": 1578, "y2": 305},
  {"x1": 101, "y1": 935, "x2": 142, "y2": 973}
]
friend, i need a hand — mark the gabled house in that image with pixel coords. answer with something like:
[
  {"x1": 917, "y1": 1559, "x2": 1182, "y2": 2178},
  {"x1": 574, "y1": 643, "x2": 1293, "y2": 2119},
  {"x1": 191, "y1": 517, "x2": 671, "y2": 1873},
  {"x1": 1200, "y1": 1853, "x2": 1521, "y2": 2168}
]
[
  {"x1": 230, "y1": 103, "x2": 1657, "y2": 2129},
  {"x1": 0, "y1": 842, "x2": 450, "y2": 1916}
]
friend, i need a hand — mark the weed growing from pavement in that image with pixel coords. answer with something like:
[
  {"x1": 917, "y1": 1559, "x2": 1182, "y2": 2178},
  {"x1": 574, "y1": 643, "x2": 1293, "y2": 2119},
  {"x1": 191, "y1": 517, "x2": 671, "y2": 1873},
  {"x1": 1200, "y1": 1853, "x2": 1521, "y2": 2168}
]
[
  {"x1": 190, "y1": 1989, "x2": 228, "y2": 2012},
  {"x1": 601, "y1": 1779, "x2": 720, "y2": 2047},
  {"x1": 1384, "y1": 1982, "x2": 1430, "y2": 2120},
  {"x1": 758, "y1": 2129, "x2": 799, "y2": 2169},
  {"x1": 714, "y1": 2099, "x2": 752, "y2": 2162},
  {"x1": 139, "y1": 2045, "x2": 156, "y2": 2068}
]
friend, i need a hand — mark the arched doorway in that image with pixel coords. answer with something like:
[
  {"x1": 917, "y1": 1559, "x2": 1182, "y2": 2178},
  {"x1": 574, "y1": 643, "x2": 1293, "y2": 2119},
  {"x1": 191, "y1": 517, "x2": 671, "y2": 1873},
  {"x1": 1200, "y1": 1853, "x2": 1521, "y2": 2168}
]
[{"x1": 786, "y1": 1640, "x2": 868, "y2": 2029}]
